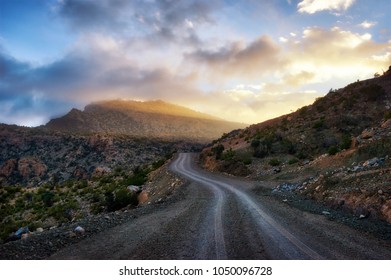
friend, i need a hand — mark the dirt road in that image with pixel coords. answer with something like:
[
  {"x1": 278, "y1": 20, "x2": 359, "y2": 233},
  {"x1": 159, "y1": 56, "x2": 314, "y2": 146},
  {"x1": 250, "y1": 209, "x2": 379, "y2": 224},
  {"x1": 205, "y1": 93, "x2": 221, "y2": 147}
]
[{"x1": 49, "y1": 153, "x2": 391, "y2": 259}]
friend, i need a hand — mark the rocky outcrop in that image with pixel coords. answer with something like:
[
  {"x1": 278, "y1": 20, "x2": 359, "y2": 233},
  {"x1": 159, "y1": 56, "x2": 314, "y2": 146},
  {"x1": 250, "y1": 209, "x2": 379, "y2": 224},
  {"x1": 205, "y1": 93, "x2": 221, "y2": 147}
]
[
  {"x1": 0, "y1": 159, "x2": 17, "y2": 177},
  {"x1": 381, "y1": 119, "x2": 391, "y2": 128},
  {"x1": 92, "y1": 166, "x2": 112, "y2": 178},
  {"x1": 361, "y1": 128, "x2": 375, "y2": 139},
  {"x1": 17, "y1": 158, "x2": 47, "y2": 179},
  {"x1": 380, "y1": 200, "x2": 391, "y2": 223},
  {"x1": 0, "y1": 158, "x2": 47, "y2": 180}
]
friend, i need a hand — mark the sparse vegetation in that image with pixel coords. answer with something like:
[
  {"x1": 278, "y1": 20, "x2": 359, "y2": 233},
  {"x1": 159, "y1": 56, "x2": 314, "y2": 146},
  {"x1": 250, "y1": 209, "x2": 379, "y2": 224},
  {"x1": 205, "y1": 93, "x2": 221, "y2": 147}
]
[
  {"x1": 211, "y1": 144, "x2": 225, "y2": 160},
  {"x1": 327, "y1": 145, "x2": 339, "y2": 156},
  {"x1": 340, "y1": 134, "x2": 352, "y2": 150},
  {"x1": 222, "y1": 148, "x2": 236, "y2": 161},
  {"x1": 313, "y1": 117, "x2": 325, "y2": 130},
  {"x1": 288, "y1": 158, "x2": 299, "y2": 165},
  {"x1": 268, "y1": 158, "x2": 281, "y2": 167},
  {"x1": 357, "y1": 138, "x2": 391, "y2": 160},
  {"x1": 360, "y1": 84, "x2": 385, "y2": 101}
]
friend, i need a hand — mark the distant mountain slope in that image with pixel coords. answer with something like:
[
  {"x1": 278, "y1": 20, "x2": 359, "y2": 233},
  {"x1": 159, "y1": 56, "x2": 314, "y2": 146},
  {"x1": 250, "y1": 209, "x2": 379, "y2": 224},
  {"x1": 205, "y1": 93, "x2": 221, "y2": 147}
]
[{"x1": 45, "y1": 100, "x2": 245, "y2": 141}]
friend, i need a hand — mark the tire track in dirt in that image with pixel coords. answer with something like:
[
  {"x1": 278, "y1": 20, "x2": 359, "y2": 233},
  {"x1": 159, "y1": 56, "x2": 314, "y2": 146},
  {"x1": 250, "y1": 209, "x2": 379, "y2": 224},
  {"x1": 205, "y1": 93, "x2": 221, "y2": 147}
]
[{"x1": 171, "y1": 153, "x2": 322, "y2": 259}]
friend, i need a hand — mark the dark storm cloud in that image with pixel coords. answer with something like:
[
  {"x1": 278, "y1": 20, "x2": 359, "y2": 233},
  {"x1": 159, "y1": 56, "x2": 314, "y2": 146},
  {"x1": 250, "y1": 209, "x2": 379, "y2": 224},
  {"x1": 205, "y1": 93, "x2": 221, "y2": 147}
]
[
  {"x1": 0, "y1": 51, "x2": 30, "y2": 82},
  {"x1": 58, "y1": 0, "x2": 130, "y2": 31},
  {"x1": 57, "y1": 0, "x2": 218, "y2": 44},
  {"x1": 0, "y1": 49, "x2": 79, "y2": 125},
  {"x1": 187, "y1": 36, "x2": 285, "y2": 79},
  {"x1": 0, "y1": 44, "x2": 201, "y2": 125}
]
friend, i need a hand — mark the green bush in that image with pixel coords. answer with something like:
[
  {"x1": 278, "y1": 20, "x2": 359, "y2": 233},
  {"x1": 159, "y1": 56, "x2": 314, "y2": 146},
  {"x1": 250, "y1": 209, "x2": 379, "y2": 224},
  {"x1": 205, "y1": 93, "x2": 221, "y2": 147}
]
[
  {"x1": 328, "y1": 146, "x2": 339, "y2": 155},
  {"x1": 340, "y1": 134, "x2": 352, "y2": 150},
  {"x1": 222, "y1": 148, "x2": 236, "y2": 161},
  {"x1": 298, "y1": 106, "x2": 308, "y2": 117},
  {"x1": 124, "y1": 167, "x2": 148, "y2": 186},
  {"x1": 48, "y1": 200, "x2": 79, "y2": 223},
  {"x1": 357, "y1": 138, "x2": 391, "y2": 160},
  {"x1": 152, "y1": 159, "x2": 166, "y2": 169},
  {"x1": 313, "y1": 118, "x2": 325, "y2": 130},
  {"x1": 297, "y1": 152, "x2": 307, "y2": 160},
  {"x1": 269, "y1": 158, "x2": 281, "y2": 166},
  {"x1": 384, "y1": 110, "x2": 391, "y2": 120},
  {"x1": 288, "y1": 158, "x2": 299, "y2": 165},
  {"x1": 281, "y1": 139, "x2": 296, "y2": 154},
  {"x1": 251, "y1": 139, "x2": 260, "y2": 149},
  {"x1": 211, "y1": 144, "x2": 225, "y2": 160},
  {"x1": 360, "y1": 84, "x2": 385, "y2": 101},
  {"x1": 41, "y1": 191, "x2": 55, "y2": 207},
  {"x1": 238, "y1": 156, "x2": 252, "y2": 165},
  {"x1": 105, "y1": 188, "x2": 138, "y2": 212}
]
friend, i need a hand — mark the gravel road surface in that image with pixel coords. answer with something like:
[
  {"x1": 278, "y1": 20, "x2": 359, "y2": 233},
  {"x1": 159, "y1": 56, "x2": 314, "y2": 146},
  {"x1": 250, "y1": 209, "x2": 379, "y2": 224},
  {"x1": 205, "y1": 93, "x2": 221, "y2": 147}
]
[{"x1": 48, "y1": 153, "x2": 391, "y2": 259}]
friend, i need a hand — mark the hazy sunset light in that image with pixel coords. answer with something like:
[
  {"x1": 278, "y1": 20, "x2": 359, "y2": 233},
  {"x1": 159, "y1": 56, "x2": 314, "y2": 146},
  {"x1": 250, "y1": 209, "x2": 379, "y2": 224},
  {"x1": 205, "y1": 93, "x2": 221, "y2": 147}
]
[{"x1": 1, "y1": 0, "x2": 391, "y2": 126}]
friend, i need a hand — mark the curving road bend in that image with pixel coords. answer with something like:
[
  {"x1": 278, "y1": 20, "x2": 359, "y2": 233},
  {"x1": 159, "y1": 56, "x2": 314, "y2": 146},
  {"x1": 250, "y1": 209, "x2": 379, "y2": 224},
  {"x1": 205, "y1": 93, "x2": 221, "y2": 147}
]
[
  {"x1": 170, "y1": 153, "x2": 322, "y2": 260},
  {"x1": 49, "y1": 153, "x2": 391, "y2": 260}
]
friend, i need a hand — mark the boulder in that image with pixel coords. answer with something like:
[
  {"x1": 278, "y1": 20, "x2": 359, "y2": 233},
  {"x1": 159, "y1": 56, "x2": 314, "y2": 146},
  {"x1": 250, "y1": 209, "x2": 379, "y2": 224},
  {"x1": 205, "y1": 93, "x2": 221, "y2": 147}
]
[
  {"x1": 381, "y1": 119, "x2": 391, "y2": 128},
  {"x1": 361, "y1": 129, "x2": 374, "y2": 139},
  {"x1": 380, "y1": 200, "x2": 391, "y2": 223},
  {"x1": 73, "y1": 167, "x2": 88, "y2": 179},
  {"x1": 138, "y1": 191, "x2": 149, "y2": 204},
  {"x1": 128, "y1": 185, "x2": 142, "y2": 192},
  {"x1": 17, "y1": 157, "x2": 47, "y2": 178},
  {"x1": 21, "y1": 233, "x2": 30, "y2": 240},
  {"x1": 74, "y1": 226, "x2": 85, "y2": 235},
  {"x1": 92, "y1": 166, "x2": 111, "y2": 178},
  {"x1": 363, "y1": 157, "x2": 384, "y2": 167},
  {"x1": 0, "y1": 159, "x2": 17, "y2": 177},
  {"x1": 35, "y1": 228, "x2": 44, "y2": 233}
]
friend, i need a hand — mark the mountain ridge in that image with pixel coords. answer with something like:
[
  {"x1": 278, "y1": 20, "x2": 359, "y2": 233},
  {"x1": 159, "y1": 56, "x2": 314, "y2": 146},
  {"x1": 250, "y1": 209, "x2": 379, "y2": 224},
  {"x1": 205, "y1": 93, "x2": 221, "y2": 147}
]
[{"x1": 45, "y1": 99, "x2": 246, "y2": 141}]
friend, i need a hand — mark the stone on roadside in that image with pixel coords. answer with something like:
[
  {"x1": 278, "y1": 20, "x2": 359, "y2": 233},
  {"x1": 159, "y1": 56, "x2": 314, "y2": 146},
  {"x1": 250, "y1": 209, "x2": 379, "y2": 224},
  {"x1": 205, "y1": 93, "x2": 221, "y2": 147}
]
[
  {"x1": 21, "y1": 233, "x2": 30, "y2": 240},
  {"x1": 361, "y1": 129, "x2": 374, "y2": 139},
  {"x1": 74, "y1": 226, "x2": 85, "y2": 235},
  {"x1": 36, "y1": 228, "x2": 44, "y2": 233}
]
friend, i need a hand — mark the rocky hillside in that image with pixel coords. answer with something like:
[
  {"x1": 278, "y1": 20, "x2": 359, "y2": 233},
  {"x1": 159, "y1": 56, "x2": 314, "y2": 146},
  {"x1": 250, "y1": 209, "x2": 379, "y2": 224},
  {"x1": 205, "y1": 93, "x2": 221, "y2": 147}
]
[
  {"x1": 0, "y1": 124, "x2": 195, "y2": 187},
  {"x1": 0, "y1": 123, "x2": 200, "y2": 242},
  {"x1": 45, "y1": 100, "x2": 245, "y2": 141},
  {"x1": 201, "y1": 69, "x2": 391, "y2": 224}
]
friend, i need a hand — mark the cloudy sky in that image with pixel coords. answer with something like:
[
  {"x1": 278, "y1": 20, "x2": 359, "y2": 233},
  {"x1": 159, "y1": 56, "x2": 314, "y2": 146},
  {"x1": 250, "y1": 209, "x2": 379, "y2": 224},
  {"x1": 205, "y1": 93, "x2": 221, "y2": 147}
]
[{"x1": 1, "y1": 0, "x2": 391, "y2": 126}]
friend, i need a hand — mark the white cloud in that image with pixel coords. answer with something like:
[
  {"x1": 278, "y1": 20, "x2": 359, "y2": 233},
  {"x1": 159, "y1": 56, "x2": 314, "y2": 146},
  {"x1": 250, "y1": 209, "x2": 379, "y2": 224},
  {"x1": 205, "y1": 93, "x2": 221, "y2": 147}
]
[
  {"x1": 359, "y1": 20, "x2": 377, "y2": 29},
  {"x1": 298, "y1": 0, "x2": 356, "y2": 14},
  {"x1": 185, "y1": 19, "x2": 194, "y2": 29},
  {"x1": 279, "y1": 37, "x2": 288, "y2": 43}
]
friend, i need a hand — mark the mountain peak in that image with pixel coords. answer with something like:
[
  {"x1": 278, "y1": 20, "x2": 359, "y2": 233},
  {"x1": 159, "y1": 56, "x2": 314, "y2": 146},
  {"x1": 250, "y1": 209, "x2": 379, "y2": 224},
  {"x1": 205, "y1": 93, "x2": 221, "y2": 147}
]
[
  {"x1": 45, "y1": 99, "x2": 245, "y2": 141},
  {"x1": 86, "y1": 99, "x2": 222, "y2": 121}
]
